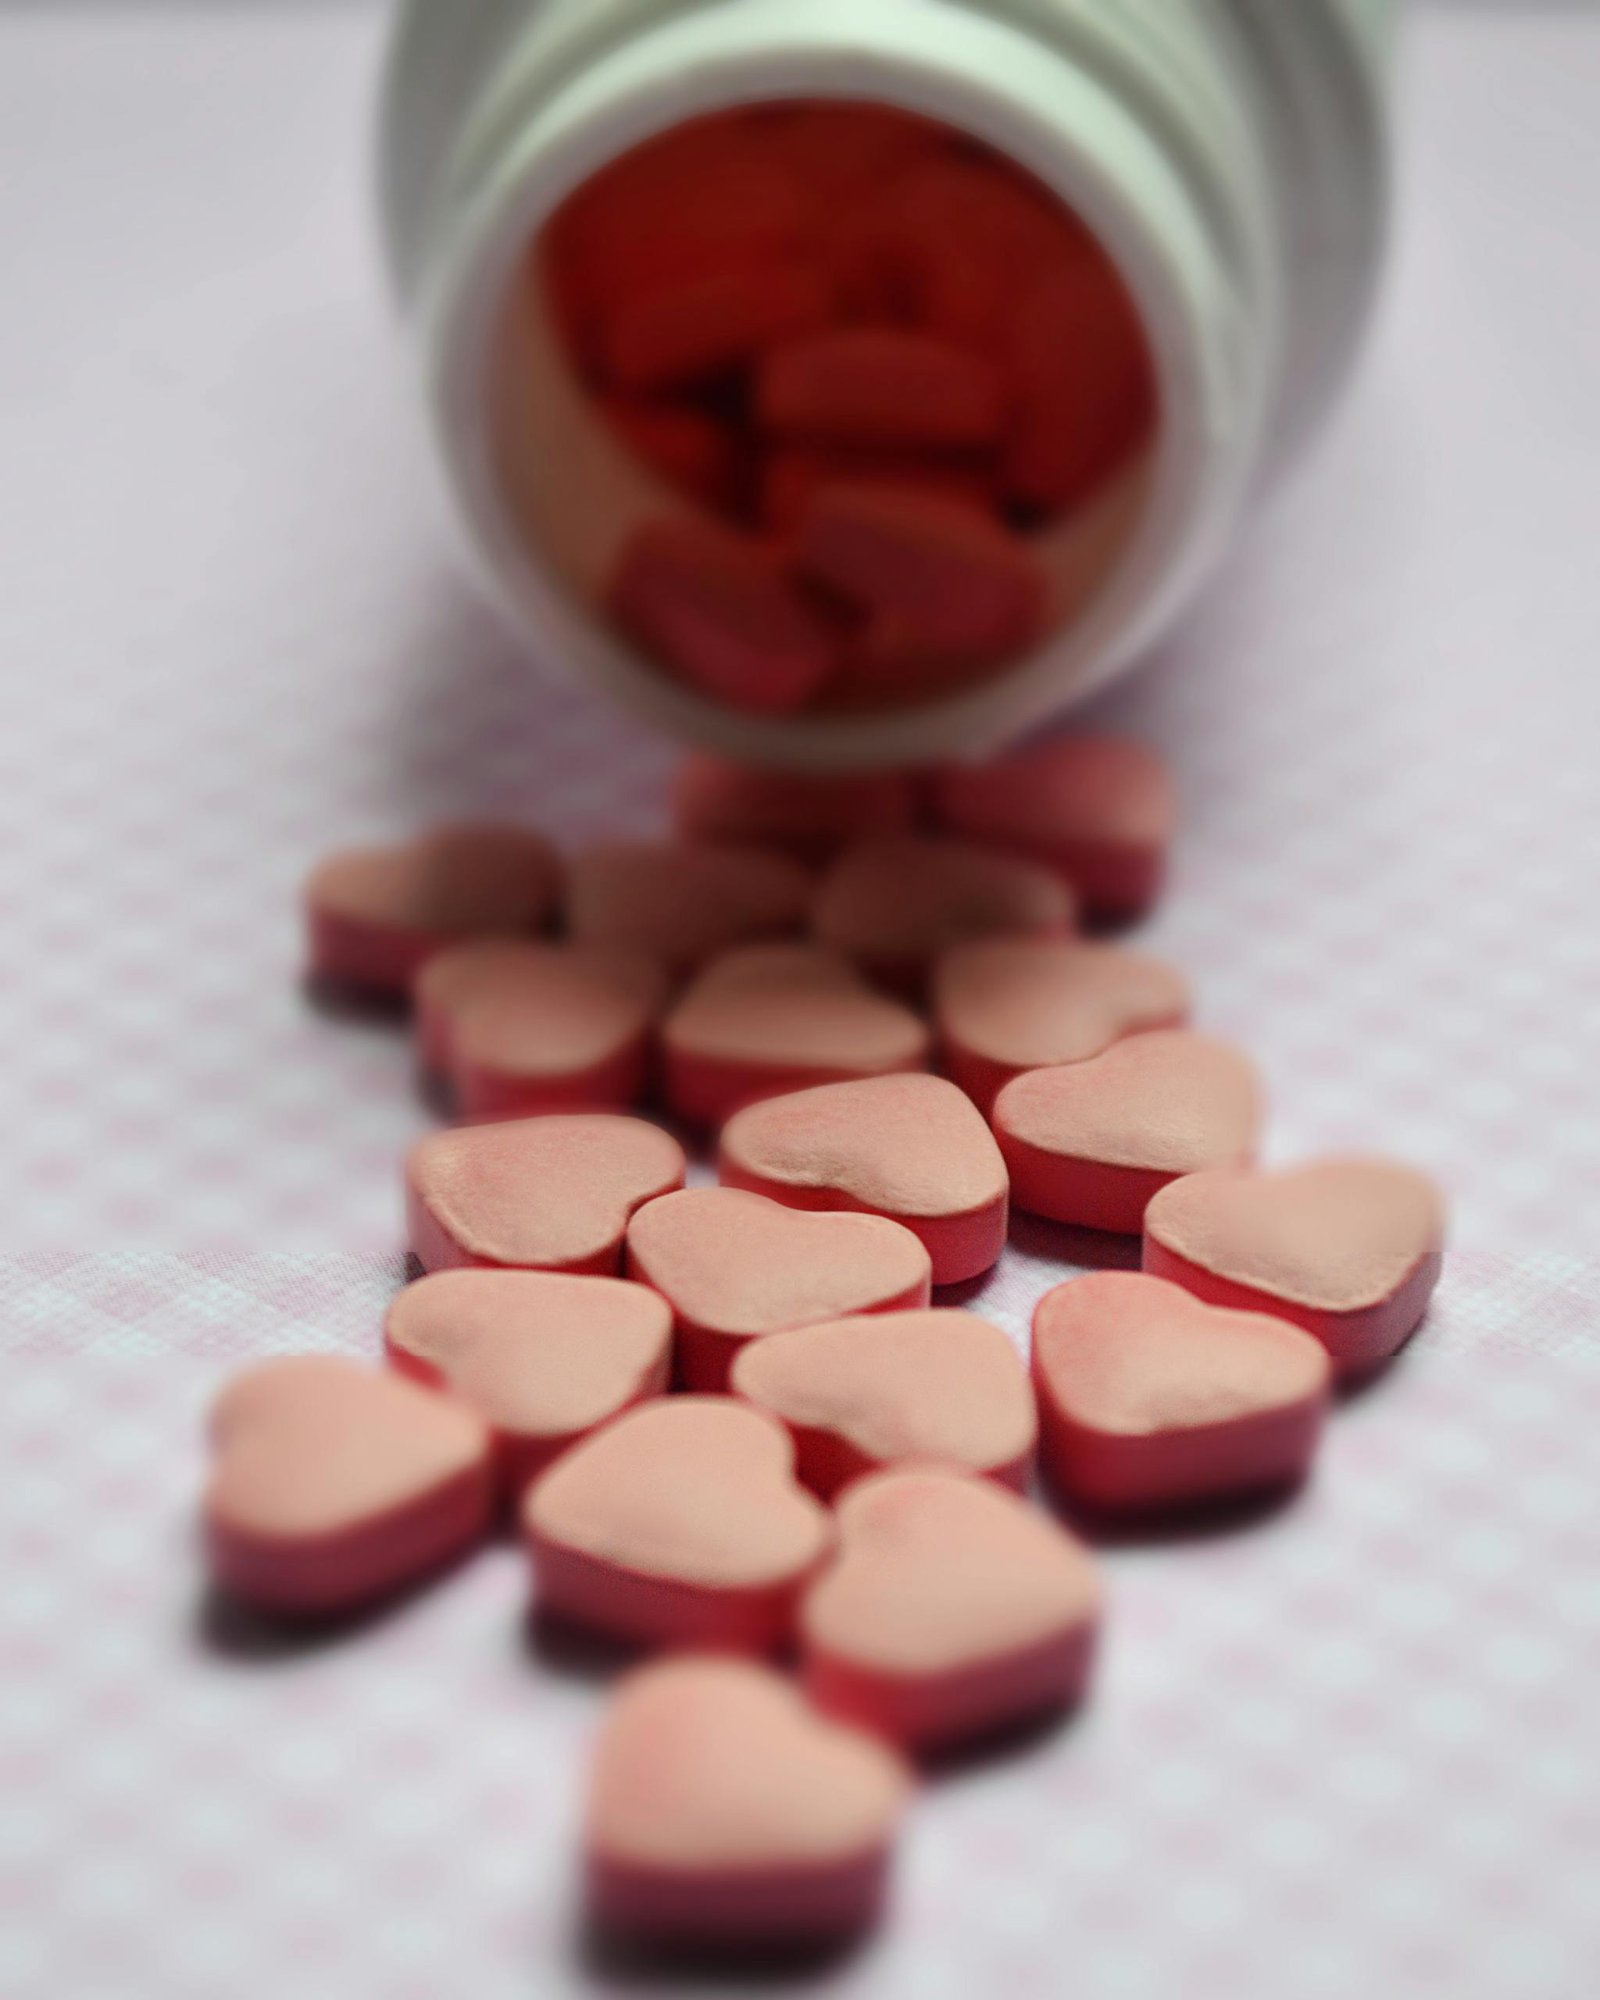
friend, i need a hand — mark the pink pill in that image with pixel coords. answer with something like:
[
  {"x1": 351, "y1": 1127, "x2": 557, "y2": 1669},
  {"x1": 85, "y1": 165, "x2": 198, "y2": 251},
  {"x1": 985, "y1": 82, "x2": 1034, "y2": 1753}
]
[
  {"x1": 406, "y1": 1113, "x2": 686, "y2": 1278},
  {"x1": 413, "y1": 938, "x2": 559, "y2": 1080},
  {"x1": 445, "y1": 945, "x2": 667, "y2": 1120},
  {"x1": 1031, "y1": 1272, "x2": 1332, "y2": 1513},
  {"x1": 934, "y1": 936, "x2": 1192, "y2": 1114},
  {"x1": 729, "y1": 1308, "x2": 1036, "y2": 1500},
  {"x1": 927, "y1": 734, "x2": 1176, "y2": 923},
  {"x1": 720, "y1": 1072, "x2": 1009, "y2": 1287},
  {"x1": 800, "y1": 1470, "x2": 1102, "y2": 1753},
  {"x1": 524, "y1": 1396, "x2": 831, "y2": 1653},
  {"x1": 671, "y1": 753, "x2": 918, "y2": 865},
  {"x1": 812, "y1": 836, "x2": 1075, "y2": 994},
  {"x1": 566, "y1": 840, "x2": 812, "y2": 976},
  {"x1": 384, "y1": 1270, "x2": 673, "y2": 1501},
  {"x1": 794, "y1": 486, "x2": 1047, "y2": 666},
  {"x1": 585, "y1": 1656, "x2": 910, "y2": 1947},
  {"x1": 609, "y1": 518, "x2": 841, "y2": 717},
  {"x1": 995, "y1": 1032, "x2": 1263, "y2": 1236},
  {"x1": 203, "y1": 1356, "x2": 494, "y2": 1616},
  {"x1": 625, "y1": 1187, "x2": 933, "y2": 1393},
  {"x1": 599, "y1": 263, "x2": 832, "y2": 392},
  {"x1": 757, "y1": 329, "x2": 1006, "y2": 450},
  {"x1": 1143, "y1": 1158, "x2": 1447, "y2": 1381},
  {"x1": 662, "y1": 943, "x2": 930, "y2": 1128},
  {"x1": 303, "y1": 823, "x2": 561, "y2": 997}
]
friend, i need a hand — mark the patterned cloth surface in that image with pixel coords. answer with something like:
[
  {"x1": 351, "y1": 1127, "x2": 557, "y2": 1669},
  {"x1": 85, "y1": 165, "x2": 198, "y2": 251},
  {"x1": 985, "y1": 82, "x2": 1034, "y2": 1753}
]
[{"x1": 0, "y1": 7, "x2": 1596, "y2": 1998}]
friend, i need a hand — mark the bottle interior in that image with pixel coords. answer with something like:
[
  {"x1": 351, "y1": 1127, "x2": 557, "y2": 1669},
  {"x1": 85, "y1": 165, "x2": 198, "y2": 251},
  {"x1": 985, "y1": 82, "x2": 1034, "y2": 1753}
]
[{"x1": 488, "y1": 101, "x2": 1159, "y2": 722}]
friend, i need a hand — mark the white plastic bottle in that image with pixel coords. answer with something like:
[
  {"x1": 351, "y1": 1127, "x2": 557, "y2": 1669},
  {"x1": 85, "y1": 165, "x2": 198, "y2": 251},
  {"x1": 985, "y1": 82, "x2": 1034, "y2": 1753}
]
[{"x1": 379, "y1": 0, "x2": 1397, "y2": 771}]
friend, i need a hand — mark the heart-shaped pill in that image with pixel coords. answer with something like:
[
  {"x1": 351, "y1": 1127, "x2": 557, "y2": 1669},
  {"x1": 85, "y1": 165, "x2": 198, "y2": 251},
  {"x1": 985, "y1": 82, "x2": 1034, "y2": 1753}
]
[
  {"x1": 812, "y1": 836, "x2": 1075, "y2": 994},
  {"x1": 995, "y1": 1031, "x2": 1263, "y2": 1235},
  {"x1": 567, "y1": 841, "x2": 812, "y2": 975},
  {"x1": 720, "y1": 1073, "x2": 1009, "y2": 1286},
  {"x1": 414, "y1": 938, "x2": 557, "y2": 1078},
  {"x1": 385, "y1": 1270, "x2": 673, "y2": 1498},
  {"x1": 800, "y1": 1469, "x2": 1102, "y2": 1751},
  {"x1": 609, "y1": 518, "x2": 843, "y2": 717},
  {"x1": 662, "y1": 944, "x2": 930, "y2": 1127},
  {"x1": 625, "y1": 1188, "x2": 933, "y2": 1392},
  {"x1": 586, "y1": 1656, "x2": 910, "y2": 1946},
  {"x1": 406, "y1": 1114, "x2": 686, "y2": 1278},
  {"x1": 203, "y1": 1356, "x2": 494, "y2": 1615},
  {"x1": 524, "y1": 1396, "x2": 832, "y2": 1652},
  {"x1": 928, "y1": 734, "x2": 1174, "y2": 922},
  {"x1": 1143, "y1": 1158, "x2": 1447, "y2": 1379},
  {"x1": 793, "y1": 486, "x2": 1045, "y2": 666},
  {"x1": 1031, "y1": 1272, "x2": 1332, "y2": 1511},
  {"x1": 730, "y1": 1308, "x2": 1035, "y2": 1499},
  {"x1": 445, "y1": 944, "x2": 668, "y2": 1120},
  {"x1": 934, "y1": 936, "x2": 1192, "y2": 1113},
  {"x1": 303, "y1": 823, "x2": 561, "y2": 996},
  {"x1": 672, "y1": 754, "x2": 918, "y2": 865}
]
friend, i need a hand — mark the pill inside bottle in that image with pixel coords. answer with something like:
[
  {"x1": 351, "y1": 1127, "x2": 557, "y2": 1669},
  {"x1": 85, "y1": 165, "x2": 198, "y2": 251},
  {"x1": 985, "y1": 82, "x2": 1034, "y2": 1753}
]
[{"x1": 486, "y1": 103, "x2": 1158, "y2": 726}]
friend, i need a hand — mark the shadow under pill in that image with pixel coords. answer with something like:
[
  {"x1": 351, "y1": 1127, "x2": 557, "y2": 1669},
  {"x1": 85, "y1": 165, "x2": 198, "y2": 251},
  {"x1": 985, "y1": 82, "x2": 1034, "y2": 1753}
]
[
  {"x1": 300, "y1": 972, "x2": 412, "y2": 1029},
  {"x1": 916, "y1": 1698, "x2": 1081, "y2": 1785},
  {"x1": 192, "y1": 1581, "x2": 414, "y2": 1665},
  {"x1": 931, "y1": 1271, "x2": 992, "y2": 1308},
  {"x1": 1007, "y1": 1213, "x2": 1143, "y2": 1272},
  {"x1": 1043, "y1": 1472, "x2": 1311, "y2": 1553},
  {"x1": 575, "y1": 1914, "x2": 874, "y2": 1990},
  {"x1": 522, "y1": 1604, "x2": 647, "y2": 1685}
]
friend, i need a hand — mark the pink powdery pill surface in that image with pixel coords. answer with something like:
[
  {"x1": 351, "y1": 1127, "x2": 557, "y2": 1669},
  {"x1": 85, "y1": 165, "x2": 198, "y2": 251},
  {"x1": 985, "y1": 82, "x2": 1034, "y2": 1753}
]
[
  {"x1": 1031, "y1": 1272, "x2": 1332, "y2": 1513},
  {"x1": 928, "y1": 734, "x2": 1176, "y2": 922},
  {"x1": 203, "y1": 1356, "x2": 494, "y2": 1616},
  {"x1": 812, "y1": 836, "x2": 1076, "y2": 993},
  {"x1": 447, "y1": 944, "x2": 668, "y2": 1121},
  {"x1": 995, "y1": 1031, "x2": 1263, "y2": 1236},
  {"x1": 406, "y1": 1114, "x2": 686, "y2": 1278},
  {"x1": 1143, "y1": 1158, "x2": 1448, "y2": 1381},
  {"x1": 585, "y1": 1656, "x2": 910, "y2": 1947},
  {"x1": 414, "y1": 938, "x2": 560, "y2": 1079},
  {"x1": 795, "y1": 486, "x2": 1046, "y2": 667},
  {"x1": 671, "y1": 754, "x2": 918, "y2": 865},
  {"x1": 384, "y1": 1270, "x2": 673, "y2": 1500},
  {"x1": 800, "y1": 1470, "x2": 1102, "y2": 1753},
  {"x1": 730, "y1": 1308, "x2": 1035, "y2": 1500},
  {"x1": 303, "y1": 823, "x2": 562, "y2": 997},
  {"x1": 756, "y1": 328, "x2": 1006, "y2": 450},
  {"x1": 609, "y1": 518, "x2": 842, "y2": 718},
  {"x1": 662, "y1": 943, "x2": 930, "y2": 1128},
  {"x1": 566, "y1": 840, "x2": 812, "y2": 976},
  {"x1": 524, "y1": 1396, "x2": 832, "y2": 1653},
  {"x1": 934, "y1": 935, "x2": 1192, "y2": 1113},
  {"x1": 719, "y1": 1073, "x2": 1009, "y2": 1287},
  {"x1": 625, "y1": 1187, "x2": 933, "y2": 1393}
]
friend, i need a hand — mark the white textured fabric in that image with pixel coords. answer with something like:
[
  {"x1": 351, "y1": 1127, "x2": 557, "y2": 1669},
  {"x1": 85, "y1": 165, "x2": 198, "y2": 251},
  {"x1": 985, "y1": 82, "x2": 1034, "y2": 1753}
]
[{"x1": 0, "y1": 7, "x2": 1596, "y2": 1997}]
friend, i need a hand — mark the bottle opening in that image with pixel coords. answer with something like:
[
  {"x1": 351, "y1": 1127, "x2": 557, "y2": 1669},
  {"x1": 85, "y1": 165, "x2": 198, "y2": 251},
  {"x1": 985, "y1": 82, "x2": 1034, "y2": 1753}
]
[{"x1": 486, "y1": 102, "x2": 1158, "y2": 725}]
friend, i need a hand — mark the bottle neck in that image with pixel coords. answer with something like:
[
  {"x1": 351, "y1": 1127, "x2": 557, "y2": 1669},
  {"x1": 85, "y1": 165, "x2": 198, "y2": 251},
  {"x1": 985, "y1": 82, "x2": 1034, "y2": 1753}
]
[{"x1": 417, "y1": 0, "x2": 1286, "y2": 770}]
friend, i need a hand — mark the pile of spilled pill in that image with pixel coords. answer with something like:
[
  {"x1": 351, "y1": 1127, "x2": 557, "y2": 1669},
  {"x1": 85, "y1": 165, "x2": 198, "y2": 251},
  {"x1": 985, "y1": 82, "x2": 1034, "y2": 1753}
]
[{"x1": 203, "y1": 733, "x2": 1446, "y2": 1955}]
